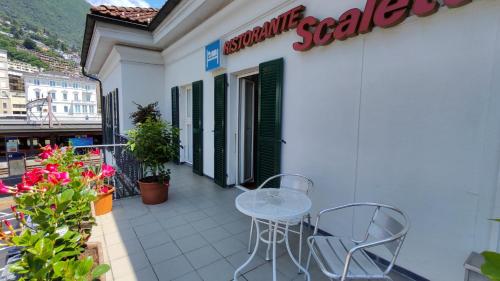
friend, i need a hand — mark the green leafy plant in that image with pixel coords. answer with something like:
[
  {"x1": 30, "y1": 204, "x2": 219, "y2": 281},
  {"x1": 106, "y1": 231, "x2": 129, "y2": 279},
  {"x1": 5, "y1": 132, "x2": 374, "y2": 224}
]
[
  {"x1": 129, "y1": 102, "x2": 162, "y2": 126},
  {"x1": 481, "y1": 219, "x2": 500, "y2": 281},
  {"x1": 0, "y1": 145, "x2": 112, "y2": 280},
  {"x1": 127, "y1": 117, "x2": 179, "y2": 184}
]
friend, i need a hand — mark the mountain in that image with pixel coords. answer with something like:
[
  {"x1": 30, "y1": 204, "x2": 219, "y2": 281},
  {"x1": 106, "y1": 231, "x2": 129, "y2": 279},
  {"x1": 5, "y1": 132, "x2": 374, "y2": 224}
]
[{"x1": 0, "y1": 0, "x2": 91, "y2": 50}]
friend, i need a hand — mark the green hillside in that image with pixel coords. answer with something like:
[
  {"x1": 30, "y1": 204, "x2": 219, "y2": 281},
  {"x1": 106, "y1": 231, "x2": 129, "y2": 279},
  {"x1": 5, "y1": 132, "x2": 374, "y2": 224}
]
[{"x1": 0, "y1": 0, "x2": 90, "y2": 50}]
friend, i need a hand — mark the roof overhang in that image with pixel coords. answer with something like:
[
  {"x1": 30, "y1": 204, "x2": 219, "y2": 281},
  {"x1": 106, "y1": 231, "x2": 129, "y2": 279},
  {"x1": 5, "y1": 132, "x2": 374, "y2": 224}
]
[{"x1": 81, "y1": 0, "x2": 233, "y2": 75}]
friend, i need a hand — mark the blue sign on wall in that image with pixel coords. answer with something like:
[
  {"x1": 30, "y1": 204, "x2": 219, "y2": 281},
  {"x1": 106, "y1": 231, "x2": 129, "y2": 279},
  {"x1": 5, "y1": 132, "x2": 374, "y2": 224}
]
[
  {"x1": 69, "y1": 137, "x2": 94, "y2": 147},
  {"x1": 205, "y1": 40, "x2": 221, "y2": 71}
]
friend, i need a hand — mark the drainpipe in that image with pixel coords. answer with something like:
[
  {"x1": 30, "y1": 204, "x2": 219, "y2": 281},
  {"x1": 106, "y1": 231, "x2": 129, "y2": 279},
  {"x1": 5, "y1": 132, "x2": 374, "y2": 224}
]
[{"x1": 81, "y1": 66, "x2": 106, "y2": 158}]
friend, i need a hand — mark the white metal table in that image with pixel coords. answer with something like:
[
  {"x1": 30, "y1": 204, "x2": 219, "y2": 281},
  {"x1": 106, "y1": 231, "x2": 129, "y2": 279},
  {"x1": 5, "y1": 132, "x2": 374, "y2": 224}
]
[{"x1": 234, "y1": 188, "x2": 312, "y2": 281}]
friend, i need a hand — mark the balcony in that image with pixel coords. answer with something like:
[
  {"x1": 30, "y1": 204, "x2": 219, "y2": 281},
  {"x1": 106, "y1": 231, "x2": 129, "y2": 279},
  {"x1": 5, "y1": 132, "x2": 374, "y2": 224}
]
[{"x1": 90, "y1": 163, "x2": 412, "y2": 281}]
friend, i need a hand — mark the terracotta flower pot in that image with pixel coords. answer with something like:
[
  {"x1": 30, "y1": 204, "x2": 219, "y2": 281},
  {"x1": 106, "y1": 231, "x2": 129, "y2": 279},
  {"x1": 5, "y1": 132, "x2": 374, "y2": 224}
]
[
  {"x1": 94, "y1": 186, "x2": 114, "y2": 216},
  {"x1": 138, "y1": 179, "x2": 169, "y2": 205}
]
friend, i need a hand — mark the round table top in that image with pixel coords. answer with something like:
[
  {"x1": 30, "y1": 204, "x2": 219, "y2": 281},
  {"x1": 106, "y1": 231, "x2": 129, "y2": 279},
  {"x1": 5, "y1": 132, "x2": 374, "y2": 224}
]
[{"x1": 235, "y1": 188, "x2": 312, "y2": 221}]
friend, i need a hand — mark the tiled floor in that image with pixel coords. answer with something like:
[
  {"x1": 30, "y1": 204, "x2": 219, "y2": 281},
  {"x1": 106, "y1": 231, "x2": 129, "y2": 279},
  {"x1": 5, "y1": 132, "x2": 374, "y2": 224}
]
[{"x1": 90, "y1": 164, "x2": 413, "y2": 281}]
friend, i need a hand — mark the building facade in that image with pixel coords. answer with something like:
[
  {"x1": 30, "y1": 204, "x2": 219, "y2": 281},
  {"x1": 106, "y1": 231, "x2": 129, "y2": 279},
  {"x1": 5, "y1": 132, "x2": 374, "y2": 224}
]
[
  {"x1": 8, "y1": 59, "x2": 43, "y2": 73},
  {"x1": 0, "y1": 49, "x2": 25, "y2": 116},
  {"x1": 81, "y1": 1, "x2": 500, "y2": 280},
  {"x1": 24, "y1": 72, "x2": 99, "y2": 121}
]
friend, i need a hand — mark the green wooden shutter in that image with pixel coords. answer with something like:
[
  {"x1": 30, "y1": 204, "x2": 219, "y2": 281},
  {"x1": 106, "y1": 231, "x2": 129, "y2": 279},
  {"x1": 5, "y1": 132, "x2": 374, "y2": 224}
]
[
  {"x1": 192, "y1": 80, "x2": 204, "y2": 175},
  {"x1": 256, "y1": 58, "x2": 284, "y2": 185},
  {"x1": 214, "y1": 74, "x2": 227, "y2": 187},
  {"x1": 171, "y1": 86, "x2": 180, "y2": 164}
]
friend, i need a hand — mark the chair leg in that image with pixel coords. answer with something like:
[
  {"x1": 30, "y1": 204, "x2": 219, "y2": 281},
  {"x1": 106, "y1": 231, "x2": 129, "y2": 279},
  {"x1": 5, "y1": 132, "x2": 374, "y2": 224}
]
[
  {"x1": 266, "y1": 220, "x2": 272, "y2": 261},
  {"x1": 248, "y1": 218, "x2": 254, "y2": 254},
  {"x1": 306, "y1": 240, "x2": 313, "y2": 272},
  {"x1": 298, "y1": 218, "x2": 304, "y2": 274}
]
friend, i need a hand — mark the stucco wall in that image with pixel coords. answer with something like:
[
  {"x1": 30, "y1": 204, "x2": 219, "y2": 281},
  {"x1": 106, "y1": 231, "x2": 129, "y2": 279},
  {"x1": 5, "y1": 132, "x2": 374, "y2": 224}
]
[{"x1": 160, "y1": 0, "x2": 500, "y2": 280}]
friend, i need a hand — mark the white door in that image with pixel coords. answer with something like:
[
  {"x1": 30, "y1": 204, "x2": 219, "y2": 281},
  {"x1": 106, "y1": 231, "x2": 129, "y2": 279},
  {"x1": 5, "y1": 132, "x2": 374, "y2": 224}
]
[
  {"x1": 239, "y1": 79, "x2": 255, "y2": 183},
  {"x1": 184, "y1": 87, "x2": 193, "y2": 164}
]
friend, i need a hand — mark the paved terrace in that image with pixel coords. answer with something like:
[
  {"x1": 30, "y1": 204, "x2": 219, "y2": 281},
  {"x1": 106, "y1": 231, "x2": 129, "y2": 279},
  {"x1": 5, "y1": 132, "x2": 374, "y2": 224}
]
[{"x1": 90, "y1": 164, "x2": 412, "y2": 281}]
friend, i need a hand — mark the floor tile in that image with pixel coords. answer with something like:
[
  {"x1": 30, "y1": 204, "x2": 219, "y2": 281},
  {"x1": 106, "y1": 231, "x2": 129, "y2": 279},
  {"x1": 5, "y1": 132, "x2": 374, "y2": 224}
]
[
  {"x1": 154, "y1": 255, "x2": 195, "y2": 281},
  {"x1": 174, "y1": 233, "x2": 209, "y2": 253},
  {"x1": 196, "y1": 258, "x2": 235, "y2": 281},
  {"x1": 145, "y1": 242, "x2": 182, "y2": 264},
  {"x1": 139, "y1": 230, "x2": 172, "y2": 249},
  {"x1": 134, "y1": 222, "x2": 163, "y2": 237},
  {"x1": 111, "y1": 251, "x2": 150, "y2": 279},
  {"x1": 168, "y1": 224, "x2": 197, "y2": 240},
  {"x1": 243, "y1": 263, "x2": 288, "y2": 281},
  {"x1": 107, "y1": 238, "x2": 143, "y2": 260},
  {"x1": 190, "y1": 217, "x2": 219, "y2": 232},
  {"x1": 160, "y1": 216, "x2": 189, "y2": 230},
  {"x1": 184, "y1": 245, "x2": 223, "y2": 269},
  {"x1": 200, "y1": 226, "x2": 232, "y2": 243},
  {"x1": 212, "y1": 237, "x2": 246, "y2": 257},
  {"x1": 226, "y1": 251, "x2": 268, "y2": 275},
  {"x1": 114, "y1": 266, "x2": 158, "y2": 281},
  {"x1": 172, "y1": 271, "x2": 202, "y2": 281}
]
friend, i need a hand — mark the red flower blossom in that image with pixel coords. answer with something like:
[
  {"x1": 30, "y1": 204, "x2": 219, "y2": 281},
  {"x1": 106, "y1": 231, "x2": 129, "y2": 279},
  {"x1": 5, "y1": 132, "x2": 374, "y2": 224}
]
[
  {"x1": 90, "y1": 148, "x2": 101, "y2": 156},
  {"x1": 16, "y1": 182, "x2": 33, "y2": 193},
  {"x1": 72, "y1": 161, "x2": 84, "y2": 168},
  {"x1": 48, "y1": 172, "x2": 70, "y2": 185},
  {"x1": 82, "y1": 170, "x2": 96, "y2": 178},
  {"x1": 22, "y1": 168, "x2": 44, "y2": 186},
  {"x1": 100, "y1": 164, "x2": 115, "y2": 178},
  {"x1": 45, "y1": 164, "x2": 59, "y2": 173},
  {"x1": 10, "y1": 206, "x2": 16, "y2": 213},
  {"x1": 50, "y1": 204, "x2": 56, "y2": 211},
  {"x1": 100, "y1": 185, "x2": 110, "y2": 194}
]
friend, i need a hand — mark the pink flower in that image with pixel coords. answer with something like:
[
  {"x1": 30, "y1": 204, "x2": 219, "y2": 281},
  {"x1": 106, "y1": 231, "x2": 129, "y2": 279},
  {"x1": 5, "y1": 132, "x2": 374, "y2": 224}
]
[
  {"x1": 45, "y1": 164, "x2": 59, "y2": 173},
  {"x1": 39, "y1": 151, "x2": 52, "y2": 160},
  {"x1": 0, "y1": 181, "x2": 13, "y2": 194},
  {"x1": 50, "y1": 204, "x2": 56, "y2": 211},
  {"x1": 100, "y1": 186, "x2": 110, "y2": 194},
  {"x1": 100, "y1": 164, "x2": 115, "y2": 178},
  {"x1": 48, "y1": 172, "x2": 70, "y2": 185},
  {"x1": 16, "y1": 182, "x2": 33, "y2": 193},
  {"x1": 90, "y1": 148, "x2": 100, "y2": 156},
  {"x1": 82, "y1": 170, "x2": 96, "y2": 179},
  {"x1": 22, "y1": 168, "x2": 44, "y2": 186},
  {"x1": 10, "y1": 206, "x2": 16, "y2": 213}
]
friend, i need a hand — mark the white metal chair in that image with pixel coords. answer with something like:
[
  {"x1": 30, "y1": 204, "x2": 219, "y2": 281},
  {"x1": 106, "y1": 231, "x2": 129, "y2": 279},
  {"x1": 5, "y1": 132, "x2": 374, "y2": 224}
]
[
  {"x1": 247, "y1": 174, "x2": 314, "y2": 272},
  {"x1": 306, "y1": 203, "x2": 410, "y2": 281}
]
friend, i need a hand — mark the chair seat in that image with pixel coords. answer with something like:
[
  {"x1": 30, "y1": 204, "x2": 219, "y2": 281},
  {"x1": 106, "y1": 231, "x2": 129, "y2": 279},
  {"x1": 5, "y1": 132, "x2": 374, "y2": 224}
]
[{"x1": 310, "y1": 236, "x2": 385, "y2": 279}]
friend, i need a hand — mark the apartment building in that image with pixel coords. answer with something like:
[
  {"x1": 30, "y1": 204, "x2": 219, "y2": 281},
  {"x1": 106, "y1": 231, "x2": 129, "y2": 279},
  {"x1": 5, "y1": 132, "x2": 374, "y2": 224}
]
[{"x1": 24, "y1": 72, "x2": 99, "y2": 121}]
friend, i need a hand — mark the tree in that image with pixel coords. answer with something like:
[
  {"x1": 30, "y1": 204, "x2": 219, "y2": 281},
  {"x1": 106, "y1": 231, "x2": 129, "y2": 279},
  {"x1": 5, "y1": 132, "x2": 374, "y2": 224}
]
[{"x1": 22, "y1": 38, "x2": 36, "y2": 50}]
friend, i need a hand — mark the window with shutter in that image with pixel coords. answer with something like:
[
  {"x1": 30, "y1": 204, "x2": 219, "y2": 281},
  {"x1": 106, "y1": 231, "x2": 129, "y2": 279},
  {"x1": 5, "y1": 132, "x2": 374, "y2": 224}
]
[
  {"x1": 214, "y1": 74, "x2": 227, "y2": 187},
  {"x1": 256, "y1": 58, "x2": 284, "y2": 185},
  {"x1": 192, "y1": 80, "x2": 204, "y2": 175}
]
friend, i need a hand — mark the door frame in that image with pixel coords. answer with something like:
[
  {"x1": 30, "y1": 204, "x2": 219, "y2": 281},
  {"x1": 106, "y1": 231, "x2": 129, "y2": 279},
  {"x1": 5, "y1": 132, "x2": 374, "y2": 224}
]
[
  {"x1": 228, "y1": 70, "x2": 259, "y2": 187},
  {"x1": 238, "y1": 77, "x2": 256, "y2": 184},
  {"x1": 179, "y1": 84, "x2": 193, "y2": 164}
]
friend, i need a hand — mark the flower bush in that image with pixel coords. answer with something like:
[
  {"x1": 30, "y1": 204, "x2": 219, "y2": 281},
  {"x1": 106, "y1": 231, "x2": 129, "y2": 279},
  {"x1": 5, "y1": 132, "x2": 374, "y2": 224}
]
[{"x1": 0, "y1": 145, "x2": 113, "y2": 280}]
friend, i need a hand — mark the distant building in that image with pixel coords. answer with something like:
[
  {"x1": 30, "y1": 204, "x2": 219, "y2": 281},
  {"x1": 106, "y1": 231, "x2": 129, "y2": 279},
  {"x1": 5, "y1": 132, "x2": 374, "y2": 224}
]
[
  {"x1": 24, "y1": 72, "x2": 99, "y2": 121},
  {"x1": 8, "y1": 59, "x2": 42, "y2": 73},
  {"x1": 0, "y1": 49, "x2": 23, "y2": 116}
]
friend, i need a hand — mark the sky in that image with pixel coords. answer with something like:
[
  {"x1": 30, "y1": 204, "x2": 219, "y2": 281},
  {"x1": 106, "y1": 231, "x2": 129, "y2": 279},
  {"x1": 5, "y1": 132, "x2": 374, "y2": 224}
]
[{"x1": 86, "y1": 0, "x2": 167, "y2": 8}]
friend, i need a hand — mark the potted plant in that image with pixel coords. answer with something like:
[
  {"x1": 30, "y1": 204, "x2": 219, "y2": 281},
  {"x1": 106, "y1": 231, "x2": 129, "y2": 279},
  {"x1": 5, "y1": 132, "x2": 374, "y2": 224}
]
[
  {"x1": 127, "y1": 111, "x2": 179, "y2": 204},
  {"x1": 481, "y1": 219, "x2": 500, "y2": 280},
  {"x1": 81, "y1": 150, "x2": 116, "y2": 216}
]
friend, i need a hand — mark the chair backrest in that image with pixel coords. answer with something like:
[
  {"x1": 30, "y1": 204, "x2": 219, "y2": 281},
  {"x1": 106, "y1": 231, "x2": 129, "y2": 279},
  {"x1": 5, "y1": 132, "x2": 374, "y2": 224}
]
[
  {"x1": 258, "y1": 174, "x2": 313, "y2": 196},
  {"x1": 366, "y1": 205, "x2": 409, "y2": 255}
]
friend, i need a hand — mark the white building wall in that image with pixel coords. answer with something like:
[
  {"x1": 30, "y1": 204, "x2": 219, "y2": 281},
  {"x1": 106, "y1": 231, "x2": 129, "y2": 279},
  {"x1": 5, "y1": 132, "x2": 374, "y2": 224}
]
[
  {"x1": 24, "y1": 74, "x2": 99, "y2": 120},
  {"x1": 159, "y1": 1, "x2": 500, "y2": 280}
]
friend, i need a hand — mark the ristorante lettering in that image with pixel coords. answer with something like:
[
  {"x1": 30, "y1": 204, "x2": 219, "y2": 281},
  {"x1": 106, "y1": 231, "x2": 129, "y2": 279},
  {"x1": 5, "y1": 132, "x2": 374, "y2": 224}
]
[
  {"x1": 223, "y1": 0, "x2": 473, "y2": 55},
  {"x1": 224, "y1": 5, "x2": 305, "y2": 55}
]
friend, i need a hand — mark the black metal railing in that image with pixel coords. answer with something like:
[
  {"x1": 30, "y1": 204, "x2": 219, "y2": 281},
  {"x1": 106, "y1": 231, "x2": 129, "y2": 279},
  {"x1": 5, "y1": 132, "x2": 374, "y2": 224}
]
[
  {"x1": 74, "y1": 135, "x2": 142, "y2": 200},
  {"x1": 108, "y1": 135, "x2": 142, "y2": 199}
]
